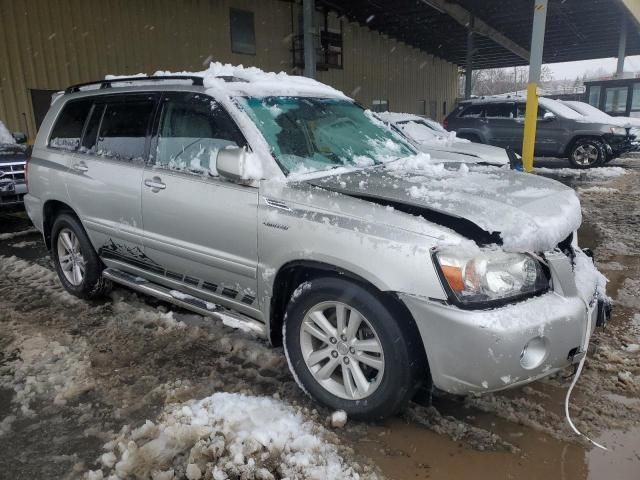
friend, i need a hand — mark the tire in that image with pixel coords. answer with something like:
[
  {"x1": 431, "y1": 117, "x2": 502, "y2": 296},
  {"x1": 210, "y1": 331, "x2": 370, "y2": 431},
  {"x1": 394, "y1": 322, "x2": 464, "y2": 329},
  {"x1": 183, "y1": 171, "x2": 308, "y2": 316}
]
[
  {"x1": 283, "y1": 277, "x2": 426, "y2": 419},
  {"x1": 51, "y1": 213, "x2": 111, "y2": 299},
  {"x1": 568, "y1": 138, "x2": 606, "y2": 169}
]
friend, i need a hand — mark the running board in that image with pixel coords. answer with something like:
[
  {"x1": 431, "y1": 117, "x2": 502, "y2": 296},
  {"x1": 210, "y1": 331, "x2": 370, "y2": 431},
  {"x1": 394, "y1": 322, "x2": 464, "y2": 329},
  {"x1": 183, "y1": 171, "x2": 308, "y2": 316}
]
[{"x1": 103, "y1": 268, "x2": 266, "y2": 337}]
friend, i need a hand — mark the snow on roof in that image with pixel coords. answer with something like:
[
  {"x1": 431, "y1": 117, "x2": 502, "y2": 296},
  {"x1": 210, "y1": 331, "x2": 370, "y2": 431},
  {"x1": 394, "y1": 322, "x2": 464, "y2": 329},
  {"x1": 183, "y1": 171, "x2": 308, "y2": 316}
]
[
  {"x1": 107, "y1": 62, "x2": 349, "y2": 99},
  {"x1": 0, "y1": 121, "x2": 16, "y2": 145}
]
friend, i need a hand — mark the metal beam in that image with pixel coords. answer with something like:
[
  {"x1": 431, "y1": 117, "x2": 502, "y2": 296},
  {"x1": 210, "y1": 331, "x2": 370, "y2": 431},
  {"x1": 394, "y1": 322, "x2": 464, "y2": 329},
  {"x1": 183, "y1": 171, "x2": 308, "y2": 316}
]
[
  {"x1": 420, "y1": 0, "x2": 530, "y2": 60},
  {"x1": 303, "y1": 0, "x2": 316, "y2": 79},
  {"x1": 617, "y1": 15, "x2": 627, "y2": 77},
  {"x1": 522, "y1": 0, "x2": 549, "y2": 173},
  {"x1": 465, "y1": 20, "x2": 474, "y2": 99}
]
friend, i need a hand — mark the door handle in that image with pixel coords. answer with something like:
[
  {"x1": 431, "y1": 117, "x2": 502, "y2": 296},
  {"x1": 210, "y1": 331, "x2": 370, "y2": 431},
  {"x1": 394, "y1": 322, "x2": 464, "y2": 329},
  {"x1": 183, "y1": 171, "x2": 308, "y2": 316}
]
[
  {"x1": 144, "y1": 177, "x2": 166, "y2": 191},
  {"x1": 71, "y1": 162, "x2": 88, "y2": 173}
]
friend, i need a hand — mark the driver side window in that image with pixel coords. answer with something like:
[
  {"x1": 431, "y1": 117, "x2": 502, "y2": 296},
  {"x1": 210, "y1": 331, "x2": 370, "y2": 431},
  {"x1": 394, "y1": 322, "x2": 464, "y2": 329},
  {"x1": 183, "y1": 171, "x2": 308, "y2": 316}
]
[{"x1": 155, "y1": 93, "x2": 246, "y2": 175}]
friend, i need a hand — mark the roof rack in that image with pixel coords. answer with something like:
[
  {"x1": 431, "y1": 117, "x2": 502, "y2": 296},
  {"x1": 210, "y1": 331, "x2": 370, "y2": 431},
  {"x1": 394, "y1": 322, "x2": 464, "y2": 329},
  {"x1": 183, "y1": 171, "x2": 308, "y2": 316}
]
[{"x1": 64, "y1": 75, "x2": 205, "y2": 94}]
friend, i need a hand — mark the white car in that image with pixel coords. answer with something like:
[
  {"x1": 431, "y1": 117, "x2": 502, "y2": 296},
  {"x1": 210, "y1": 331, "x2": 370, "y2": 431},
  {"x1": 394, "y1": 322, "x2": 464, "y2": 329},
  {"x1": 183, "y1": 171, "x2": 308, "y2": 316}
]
[{"x1": 377, "y1": 112, "x2": 511, "y2": 167}]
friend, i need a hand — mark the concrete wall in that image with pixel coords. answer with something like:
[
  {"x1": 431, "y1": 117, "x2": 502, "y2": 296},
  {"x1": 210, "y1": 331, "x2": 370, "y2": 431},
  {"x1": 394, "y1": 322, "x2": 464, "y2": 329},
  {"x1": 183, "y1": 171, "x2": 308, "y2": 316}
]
[{"x1": 0, "y1": 0, "x2": 458, "y2": 138}]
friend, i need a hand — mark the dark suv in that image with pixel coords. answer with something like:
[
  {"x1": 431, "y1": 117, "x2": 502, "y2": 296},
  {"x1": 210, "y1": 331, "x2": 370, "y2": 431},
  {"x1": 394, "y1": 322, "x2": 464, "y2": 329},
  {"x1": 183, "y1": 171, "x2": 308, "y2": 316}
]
[
  {"x1": 444, "y1": 97, "x2": 635, "y2": 168},
  {"x1": 0, "y1": 123, "x2": 29, "y2": 206}
]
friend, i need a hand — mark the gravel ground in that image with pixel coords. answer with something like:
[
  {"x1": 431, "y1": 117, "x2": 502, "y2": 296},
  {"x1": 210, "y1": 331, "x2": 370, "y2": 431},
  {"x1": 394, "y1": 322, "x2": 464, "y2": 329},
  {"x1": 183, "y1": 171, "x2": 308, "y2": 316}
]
[{"x1": 0, "y1": 158, "x2": 639, "y2": 479}]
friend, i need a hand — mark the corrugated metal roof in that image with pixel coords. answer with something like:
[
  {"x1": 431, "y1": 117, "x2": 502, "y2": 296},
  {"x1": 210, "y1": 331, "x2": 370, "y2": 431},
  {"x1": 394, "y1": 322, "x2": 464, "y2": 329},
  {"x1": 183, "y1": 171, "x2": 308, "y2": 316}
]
[{"x1": 323, "y1": 0, "x2": 640, "y2": 69}]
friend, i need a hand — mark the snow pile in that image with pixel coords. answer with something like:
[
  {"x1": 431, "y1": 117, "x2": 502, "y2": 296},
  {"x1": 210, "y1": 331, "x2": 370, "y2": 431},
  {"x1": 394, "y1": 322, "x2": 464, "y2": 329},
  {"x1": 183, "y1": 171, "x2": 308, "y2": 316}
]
[
  {"x1": 534, "y1": 166, "x2": 627, "y2": 179},
  {"x1": 578, "y1": 186, "x2": 620, "y2": 194},
  {"x1": 0, "y1": 120, "x2": 16, "y2": 145},
  {"x1": 90, "y1": 393, "x2": 362, "y2": 480}
]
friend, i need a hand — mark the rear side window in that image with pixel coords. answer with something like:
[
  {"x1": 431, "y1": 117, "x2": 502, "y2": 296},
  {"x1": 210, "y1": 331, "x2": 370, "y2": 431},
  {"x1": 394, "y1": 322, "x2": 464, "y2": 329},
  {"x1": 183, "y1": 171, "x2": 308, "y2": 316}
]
[
  {"x1": 48, "y1": 100, "x2": 93, "y2": 151},
  {"x1": 484, "y1": 103, "x2": 514, "y2": 118},
  {"x1": 155, "y1": 93, "x2": 246, "y2": 174},
  {"x1": 83, "y1": 96, "x2": 156, "y2": 162},
  {"x1": 459, "y1": 104, "x2": 484, "y2": 118}
]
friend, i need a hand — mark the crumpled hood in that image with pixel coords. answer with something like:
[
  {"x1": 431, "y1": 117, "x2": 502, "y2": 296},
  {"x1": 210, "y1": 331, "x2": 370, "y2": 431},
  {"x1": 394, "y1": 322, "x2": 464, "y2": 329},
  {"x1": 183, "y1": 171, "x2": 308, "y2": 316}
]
[
  {"x1": 305, "y1": 159, "x2": 582, "y2": 253},
  {"x1": 415, "y1": 141, "x2": 510, "y2": 166}
]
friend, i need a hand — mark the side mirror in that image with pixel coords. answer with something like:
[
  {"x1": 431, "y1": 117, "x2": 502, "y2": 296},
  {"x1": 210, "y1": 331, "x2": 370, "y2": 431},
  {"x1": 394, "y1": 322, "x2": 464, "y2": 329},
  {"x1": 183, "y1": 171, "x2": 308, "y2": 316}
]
[
  {"x1": 12, "y1": 132, "x2": 27, "y2": 144},
  {"x1": 216, "y1": 146, "x2": 261, "y2": 183},
  {"x1": 542, "y1": 112, "x2": 556, "y2": 122}
]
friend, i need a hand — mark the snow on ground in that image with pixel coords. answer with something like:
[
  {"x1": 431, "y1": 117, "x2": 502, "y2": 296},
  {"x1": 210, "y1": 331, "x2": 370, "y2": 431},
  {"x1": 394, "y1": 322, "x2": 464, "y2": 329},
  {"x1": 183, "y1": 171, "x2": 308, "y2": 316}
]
[
  {"x1": 90, "y1": 393, "x2": 363, "y2": 480},
  {"x1": 0, "y1": 227, "x2": 39, "y2": 241}
]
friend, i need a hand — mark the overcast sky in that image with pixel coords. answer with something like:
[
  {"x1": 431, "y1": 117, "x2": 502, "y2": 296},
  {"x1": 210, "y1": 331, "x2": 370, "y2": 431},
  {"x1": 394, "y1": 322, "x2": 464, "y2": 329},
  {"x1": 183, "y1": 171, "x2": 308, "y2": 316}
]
[{"x1": 543, "y1": 55, "x2": 640, "y2": 79}]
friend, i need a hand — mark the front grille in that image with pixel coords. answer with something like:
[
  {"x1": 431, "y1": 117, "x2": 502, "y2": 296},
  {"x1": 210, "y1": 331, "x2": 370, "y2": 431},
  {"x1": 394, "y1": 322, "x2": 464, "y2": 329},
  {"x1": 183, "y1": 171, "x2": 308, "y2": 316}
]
[{"x1": 0, "y1": 161, "x2": 26, "y2": 183}]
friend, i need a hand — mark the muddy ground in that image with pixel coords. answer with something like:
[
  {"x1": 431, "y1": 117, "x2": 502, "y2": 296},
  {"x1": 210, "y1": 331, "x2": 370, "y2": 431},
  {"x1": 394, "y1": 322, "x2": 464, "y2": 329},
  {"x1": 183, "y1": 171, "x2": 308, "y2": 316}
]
[{"x1": 0, "y1": 158, "x2": 639, "y2": 479}]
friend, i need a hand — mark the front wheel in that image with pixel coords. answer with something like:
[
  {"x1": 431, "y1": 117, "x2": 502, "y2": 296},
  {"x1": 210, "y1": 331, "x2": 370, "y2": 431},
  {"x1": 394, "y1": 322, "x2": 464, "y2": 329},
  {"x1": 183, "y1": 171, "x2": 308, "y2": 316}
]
[
  {"x1": 283, "y1": 277, "x2": 425, "y2": 419},
  {"x1": 51, "y1": 213, "x2": 111, "y2": 299},
  {"x1": 568, "y1": 138, "x2": 606, "y2": 168}
]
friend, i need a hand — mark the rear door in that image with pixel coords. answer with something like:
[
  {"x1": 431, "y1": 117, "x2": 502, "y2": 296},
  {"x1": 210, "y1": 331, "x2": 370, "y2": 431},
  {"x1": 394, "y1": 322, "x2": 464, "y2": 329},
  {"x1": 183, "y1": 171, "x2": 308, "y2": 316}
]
[
  {"x1": 141, "y1": 91, "x2": 259, "y2": 313},
  {"x1": 64, "y1": 93, "x2": 158, "y2": 262}
]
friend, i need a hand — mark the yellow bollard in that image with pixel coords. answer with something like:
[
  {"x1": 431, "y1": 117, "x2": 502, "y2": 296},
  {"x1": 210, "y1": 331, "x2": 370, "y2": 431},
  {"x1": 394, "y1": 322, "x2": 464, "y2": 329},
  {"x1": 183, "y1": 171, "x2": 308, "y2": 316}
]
[{"x1": 521, "y1": 83, "x2": 539, "y2": 173}]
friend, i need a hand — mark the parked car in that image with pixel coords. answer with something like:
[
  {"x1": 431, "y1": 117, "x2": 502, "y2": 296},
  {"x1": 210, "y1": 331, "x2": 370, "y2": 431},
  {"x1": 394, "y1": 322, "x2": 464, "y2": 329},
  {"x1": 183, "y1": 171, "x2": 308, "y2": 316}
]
[
  {"x1": 377, "y1": 112, "x2": 510, "y2": 167},
  {"x1": 560, "y1": 100, "x2": 640, "y2": 157},
  {"x1": 444, "y1": 96, "x2": 634, "y2": 168},
  {"x1": 25, "y1": 65, "x2": 608, "y2": 419},
  {"x1": 0, "y1": 120, "x2": 29, "y2": 207}
]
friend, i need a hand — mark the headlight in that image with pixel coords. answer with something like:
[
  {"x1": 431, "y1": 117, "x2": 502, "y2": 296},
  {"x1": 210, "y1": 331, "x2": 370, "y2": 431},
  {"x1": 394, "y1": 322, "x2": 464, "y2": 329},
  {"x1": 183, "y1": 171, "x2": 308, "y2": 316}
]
[
  {"x1": 433, "y1": 249, "x2": 549, "y2": 307},
  {"x1": 610, "y1": 126, "x2": 626, "y2": 136}
]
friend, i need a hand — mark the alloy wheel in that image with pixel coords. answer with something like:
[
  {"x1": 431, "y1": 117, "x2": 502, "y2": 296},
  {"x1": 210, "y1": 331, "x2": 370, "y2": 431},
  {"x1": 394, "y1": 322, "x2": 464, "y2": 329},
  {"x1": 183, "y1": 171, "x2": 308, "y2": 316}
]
[
  {"x1": 573, "y1": 144, "x2": 599, "y2": 166},
  {"x1": 57, "y1": 228, "x2": 86, "y2": 286},
  {"x1": 299, "y1": 301, "x2": 385, "y2": 400}
]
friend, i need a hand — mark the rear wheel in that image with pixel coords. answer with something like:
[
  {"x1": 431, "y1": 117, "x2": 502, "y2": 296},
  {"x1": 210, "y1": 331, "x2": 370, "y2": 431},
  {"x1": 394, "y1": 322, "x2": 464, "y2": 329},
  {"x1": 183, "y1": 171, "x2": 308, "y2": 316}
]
[
  {"x1": 51, "y1": 213, "x2": 111, "y2": 299},
  {"x1": 283, "y1": 277, "x2": 425, "y2": 419},
  {"x1": 568, "y1": 138, "x2": 606, "y2": 168}
]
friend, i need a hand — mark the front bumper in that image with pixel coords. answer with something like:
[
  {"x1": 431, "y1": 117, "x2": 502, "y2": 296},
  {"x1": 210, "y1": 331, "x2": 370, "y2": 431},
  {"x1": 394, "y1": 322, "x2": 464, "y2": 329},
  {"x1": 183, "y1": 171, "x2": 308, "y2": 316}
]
[
  {"x1": 0, "y1": 180, "x2": 27, "y2": 205},
  {"x1": 603, "y1": 133, "x2": 638, "y2": 156},
  {"x1": 400, "y1": 251, "x2": 597, "y2": 394}
]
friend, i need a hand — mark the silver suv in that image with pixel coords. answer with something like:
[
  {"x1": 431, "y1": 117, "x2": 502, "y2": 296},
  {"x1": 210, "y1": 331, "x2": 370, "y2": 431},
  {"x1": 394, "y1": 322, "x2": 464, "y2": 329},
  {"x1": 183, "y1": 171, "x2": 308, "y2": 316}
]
[
  {"x1": 444, "y1": 96, "x2": 635, "y2": 168},
  {"x1": 25, "y1": 68, "x2": 608, "y2": 418}
]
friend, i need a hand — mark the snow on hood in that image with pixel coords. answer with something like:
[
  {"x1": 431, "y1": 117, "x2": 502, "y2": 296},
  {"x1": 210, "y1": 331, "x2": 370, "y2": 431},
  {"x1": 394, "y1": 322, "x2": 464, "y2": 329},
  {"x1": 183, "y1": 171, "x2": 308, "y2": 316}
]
[
  {"x1": 0, "y1": 121, "x2": 16, "y2": 145},
  {"x1": 306, "y1": 156, "x2": 581, "y2": 253}
]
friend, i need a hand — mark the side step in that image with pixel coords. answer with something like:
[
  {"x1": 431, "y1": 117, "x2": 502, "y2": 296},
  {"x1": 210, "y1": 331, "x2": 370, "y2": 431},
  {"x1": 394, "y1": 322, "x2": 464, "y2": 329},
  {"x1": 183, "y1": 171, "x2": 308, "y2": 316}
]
[{"x1": 103, "y1": 268, "x2": 266, "y2": 337}]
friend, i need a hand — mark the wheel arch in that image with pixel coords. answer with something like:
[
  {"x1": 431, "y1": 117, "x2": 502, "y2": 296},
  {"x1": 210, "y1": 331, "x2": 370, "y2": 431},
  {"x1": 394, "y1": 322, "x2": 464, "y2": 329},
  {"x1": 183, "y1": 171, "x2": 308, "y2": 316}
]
[
  {"x1": 268, "y1": 260, "x2": 428, "y2": 374},
  {"x1": 42, "y1": 199, "x2": 80, "y2": 251}
]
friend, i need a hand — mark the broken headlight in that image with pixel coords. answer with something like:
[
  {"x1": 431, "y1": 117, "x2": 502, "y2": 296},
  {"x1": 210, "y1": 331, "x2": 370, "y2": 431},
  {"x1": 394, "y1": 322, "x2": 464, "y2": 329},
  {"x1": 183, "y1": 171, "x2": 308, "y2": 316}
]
[{"x1": 433, "y1": 249, "x2": 549, "y2": 308}]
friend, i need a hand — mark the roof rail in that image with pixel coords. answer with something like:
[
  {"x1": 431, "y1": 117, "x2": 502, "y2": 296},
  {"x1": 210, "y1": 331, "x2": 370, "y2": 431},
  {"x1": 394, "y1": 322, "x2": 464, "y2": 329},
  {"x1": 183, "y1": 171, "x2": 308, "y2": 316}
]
[{"x1": 64, "y1": 75, "x2": 205, "y2": 94}]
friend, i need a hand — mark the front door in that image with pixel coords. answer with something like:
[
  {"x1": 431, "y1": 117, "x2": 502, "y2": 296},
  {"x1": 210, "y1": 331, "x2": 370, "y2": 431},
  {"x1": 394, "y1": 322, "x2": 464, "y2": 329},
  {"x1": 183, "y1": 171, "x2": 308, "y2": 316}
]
[
  {"x1": 141, "y1": 92, "x2": 259, "y2": 312},
  {"x1": 514, "y1": 103, "x2": 563, "y2": 156},
  {"x1": 64, "y1": 93, "x2": 157, "y2": 262},
  {"x1": 482, "y1": 102, "x2": 518, "y2": 148}
]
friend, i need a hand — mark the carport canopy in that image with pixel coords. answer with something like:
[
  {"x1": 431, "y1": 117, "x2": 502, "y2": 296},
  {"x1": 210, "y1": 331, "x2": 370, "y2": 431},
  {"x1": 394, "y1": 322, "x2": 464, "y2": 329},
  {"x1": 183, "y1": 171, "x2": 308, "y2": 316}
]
[{"x1": 321, "y1": 0, "x2": 640, "y2": 69}]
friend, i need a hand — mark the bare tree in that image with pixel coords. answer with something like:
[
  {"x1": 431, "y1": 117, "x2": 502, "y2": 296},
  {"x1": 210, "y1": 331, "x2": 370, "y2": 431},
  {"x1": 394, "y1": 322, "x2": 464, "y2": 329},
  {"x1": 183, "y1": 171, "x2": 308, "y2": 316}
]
[{"x1": 464, "y1": 65, "x2": 554, "y2": 97}]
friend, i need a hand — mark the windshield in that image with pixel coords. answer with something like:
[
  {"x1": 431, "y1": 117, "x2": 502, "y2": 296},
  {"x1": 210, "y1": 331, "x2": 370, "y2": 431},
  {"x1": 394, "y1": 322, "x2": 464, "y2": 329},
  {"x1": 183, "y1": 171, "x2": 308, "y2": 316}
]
[{"x1": 238, "y1": 97, "x2": 415, "y2": 175}]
